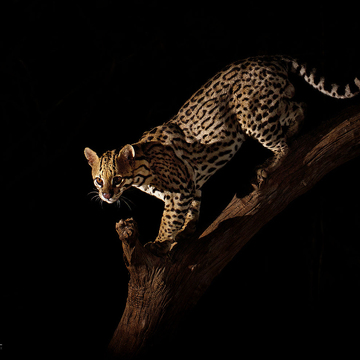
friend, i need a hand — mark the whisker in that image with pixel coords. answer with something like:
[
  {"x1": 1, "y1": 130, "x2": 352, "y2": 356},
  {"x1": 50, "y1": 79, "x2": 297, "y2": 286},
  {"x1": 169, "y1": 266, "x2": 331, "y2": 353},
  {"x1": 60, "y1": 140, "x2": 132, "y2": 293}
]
[
  {"x1": 87, "y1": 188, "x2": 135, "y2": 213},
  {"x1": 88, "y1": 190, "x2": 105, "y2": 209},
  {"x1": 122, "y1": 196, "x2": 136, "y2": 208},
  {"x1": 97, "y1": 197, "x2": 104, "y2": 209},
  {"x1": 115, "y1": 199, "x2": 122, "y2": 209},
  {"x1": 120, "y1": 196, "x2": 135, "y2": 211},
  {"x1": 91, "y1": 194, "x2": 99, "y2": 201}
]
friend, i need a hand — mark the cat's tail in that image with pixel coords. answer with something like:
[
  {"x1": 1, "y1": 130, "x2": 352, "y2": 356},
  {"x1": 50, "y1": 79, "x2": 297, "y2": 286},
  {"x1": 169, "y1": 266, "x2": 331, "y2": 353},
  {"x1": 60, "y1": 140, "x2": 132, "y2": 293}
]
[{"x1": 281, "y1": 55, "x2": 360, "y2": 99}]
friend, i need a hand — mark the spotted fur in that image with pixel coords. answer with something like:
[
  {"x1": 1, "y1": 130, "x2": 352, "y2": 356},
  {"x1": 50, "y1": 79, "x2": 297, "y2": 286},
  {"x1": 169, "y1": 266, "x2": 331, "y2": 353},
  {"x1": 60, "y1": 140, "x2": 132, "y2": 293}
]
[{"x1": 85, "y1": 55, "x2": 359, "y2": 255}]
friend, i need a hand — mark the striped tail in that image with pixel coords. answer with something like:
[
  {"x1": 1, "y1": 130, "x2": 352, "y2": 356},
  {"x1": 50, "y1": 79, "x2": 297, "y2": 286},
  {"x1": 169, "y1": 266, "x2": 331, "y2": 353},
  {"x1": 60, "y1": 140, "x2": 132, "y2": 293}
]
[{"x1": 282, "y1": 56, "x2": 360, "y2": 99}]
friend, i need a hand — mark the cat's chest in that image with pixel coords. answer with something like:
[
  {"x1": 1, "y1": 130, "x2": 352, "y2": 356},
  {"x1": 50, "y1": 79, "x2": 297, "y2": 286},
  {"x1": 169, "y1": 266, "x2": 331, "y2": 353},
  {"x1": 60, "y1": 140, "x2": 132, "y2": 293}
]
[{"x1": 133, "y1": 183, "x2": 166, "y2": 202}]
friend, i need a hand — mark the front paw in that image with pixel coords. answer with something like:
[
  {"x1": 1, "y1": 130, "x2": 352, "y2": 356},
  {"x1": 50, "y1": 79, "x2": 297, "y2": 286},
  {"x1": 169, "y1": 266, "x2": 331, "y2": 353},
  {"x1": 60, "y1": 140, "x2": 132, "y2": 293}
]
[{"x1": 144, "y1": 240, "x2": 173, "y2": 257}]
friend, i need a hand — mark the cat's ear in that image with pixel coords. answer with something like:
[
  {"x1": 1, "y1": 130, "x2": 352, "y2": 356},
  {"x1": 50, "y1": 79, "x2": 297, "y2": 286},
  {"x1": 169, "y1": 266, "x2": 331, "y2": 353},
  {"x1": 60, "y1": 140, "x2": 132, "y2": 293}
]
[
  {"x1": 117, "y1": 144, "x2": 135, "y2": 169},
  {"x1": 84, "y1": 147, "x2": 99, "y2": 167}
]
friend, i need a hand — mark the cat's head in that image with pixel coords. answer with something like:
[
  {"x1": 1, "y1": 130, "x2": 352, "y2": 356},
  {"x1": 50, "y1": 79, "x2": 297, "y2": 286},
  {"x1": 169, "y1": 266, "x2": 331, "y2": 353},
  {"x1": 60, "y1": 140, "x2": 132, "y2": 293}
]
[{"x1": 84, "y1": 145, "x2": 135, "y2": 204}]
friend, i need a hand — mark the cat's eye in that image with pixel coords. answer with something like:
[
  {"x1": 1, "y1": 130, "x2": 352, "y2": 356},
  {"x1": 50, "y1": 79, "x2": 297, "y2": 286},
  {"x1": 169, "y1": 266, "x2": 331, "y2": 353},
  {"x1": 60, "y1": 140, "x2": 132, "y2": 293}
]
[
  {"x1": 113, "y1": 176, "x2": 122, "y2": 186},
  {"x1": 95, "y1": 178, "x2": 103, "y2": 187}
]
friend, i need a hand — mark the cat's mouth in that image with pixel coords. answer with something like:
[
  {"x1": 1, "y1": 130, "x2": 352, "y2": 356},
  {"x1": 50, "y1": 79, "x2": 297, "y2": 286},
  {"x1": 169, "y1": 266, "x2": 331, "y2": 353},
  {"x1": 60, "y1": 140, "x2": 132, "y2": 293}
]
[{"x1": 100, "y1": 191, "x2": 121, "y2": 204}]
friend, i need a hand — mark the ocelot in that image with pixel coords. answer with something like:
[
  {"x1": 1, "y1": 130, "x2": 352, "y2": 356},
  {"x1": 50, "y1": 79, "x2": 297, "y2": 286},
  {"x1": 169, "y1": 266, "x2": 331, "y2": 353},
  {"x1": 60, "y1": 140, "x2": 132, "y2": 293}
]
[{"x1": 85, "y1": 55, "x2": 359, "y2": 256}]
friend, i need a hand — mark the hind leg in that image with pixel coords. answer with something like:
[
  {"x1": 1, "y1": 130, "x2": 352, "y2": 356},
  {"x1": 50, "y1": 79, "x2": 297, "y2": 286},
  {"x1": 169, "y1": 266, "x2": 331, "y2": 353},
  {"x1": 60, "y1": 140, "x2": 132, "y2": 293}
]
[
  {"x1": 237, "y1": 109, "x2": 289, "y2": 187},
  {"x1": 256, "y1": 134, "x2": 289, "y2": 187},
  {"x1": 280, "y1": 100, "x2": 307, "y2": 139},
  {"x1": 254, "y1": 101, "x2": 306, "y2": 187}
]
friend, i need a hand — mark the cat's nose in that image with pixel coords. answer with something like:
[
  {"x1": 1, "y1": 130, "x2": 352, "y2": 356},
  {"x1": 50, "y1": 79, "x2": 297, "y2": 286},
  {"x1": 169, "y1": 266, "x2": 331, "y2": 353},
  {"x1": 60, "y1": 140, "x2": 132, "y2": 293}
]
[{"x1": 103, "y1": 192, "x2": 112, "y2": 200}]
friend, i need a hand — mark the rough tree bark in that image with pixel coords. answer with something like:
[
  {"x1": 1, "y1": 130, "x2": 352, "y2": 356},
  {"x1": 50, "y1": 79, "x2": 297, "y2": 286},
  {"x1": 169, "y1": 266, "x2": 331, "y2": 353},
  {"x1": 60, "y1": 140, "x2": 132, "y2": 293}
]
[{"x1": 107, "y1": 104, "x2": 360, "y2": 359}]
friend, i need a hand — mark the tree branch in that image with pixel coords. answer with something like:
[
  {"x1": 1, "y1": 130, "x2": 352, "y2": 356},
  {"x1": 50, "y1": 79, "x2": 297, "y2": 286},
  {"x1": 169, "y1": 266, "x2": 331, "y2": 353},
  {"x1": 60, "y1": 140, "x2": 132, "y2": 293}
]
[{"x1": 107, "y1": 104, "x2": 360, "y2": 359}]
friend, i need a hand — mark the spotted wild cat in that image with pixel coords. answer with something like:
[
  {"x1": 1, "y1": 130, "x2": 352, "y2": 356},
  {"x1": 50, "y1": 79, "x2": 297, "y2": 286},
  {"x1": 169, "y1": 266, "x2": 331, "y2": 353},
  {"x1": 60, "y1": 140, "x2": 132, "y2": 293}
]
[{"x1": 85, "y1": 55, "x2": 359, "y2": 255}]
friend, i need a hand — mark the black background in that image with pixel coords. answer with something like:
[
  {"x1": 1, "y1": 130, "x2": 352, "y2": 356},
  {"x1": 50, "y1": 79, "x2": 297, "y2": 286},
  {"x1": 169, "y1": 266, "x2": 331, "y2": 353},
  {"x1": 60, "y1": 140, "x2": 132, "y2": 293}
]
[{"x1": 2, "y1": 1, "x2": 360, "y2": 359}]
